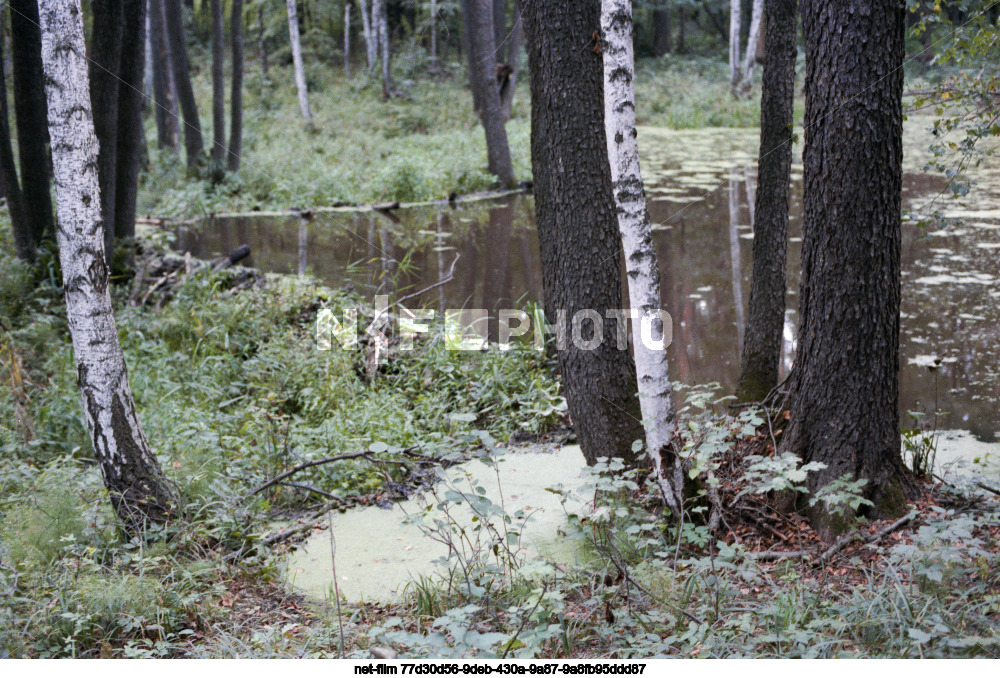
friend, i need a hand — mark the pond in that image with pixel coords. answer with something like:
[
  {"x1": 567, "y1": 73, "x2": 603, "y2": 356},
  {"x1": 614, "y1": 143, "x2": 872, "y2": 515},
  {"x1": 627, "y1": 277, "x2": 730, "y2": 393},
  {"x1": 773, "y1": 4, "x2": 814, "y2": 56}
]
[
  {"x1": 173, "y1": 120, "x2": 1000, "y2": 440},
  {"x1": 169, "y1": 120, "x2": 1000, "y2": 604}
]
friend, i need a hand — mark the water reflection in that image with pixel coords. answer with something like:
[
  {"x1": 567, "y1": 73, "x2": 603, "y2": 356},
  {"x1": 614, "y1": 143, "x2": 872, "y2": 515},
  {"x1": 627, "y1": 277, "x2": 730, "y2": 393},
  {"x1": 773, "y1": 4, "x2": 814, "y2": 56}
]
[{"x1": 172, "y1": 125, "x2": 1000, "y2": 438}]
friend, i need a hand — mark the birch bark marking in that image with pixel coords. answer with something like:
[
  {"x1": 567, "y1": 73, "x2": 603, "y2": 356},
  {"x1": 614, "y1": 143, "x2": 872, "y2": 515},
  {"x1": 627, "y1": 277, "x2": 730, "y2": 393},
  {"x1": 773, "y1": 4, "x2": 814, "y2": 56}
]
[
  {"x1": 38, "y1": 0, "x2": 177, "y2": 535},
  {"x1": 286, "y1": 0, "x2": 313, "y2": 124},
  {"x1": 600, "y1": 0, "x2": 682, "y2": 512}
]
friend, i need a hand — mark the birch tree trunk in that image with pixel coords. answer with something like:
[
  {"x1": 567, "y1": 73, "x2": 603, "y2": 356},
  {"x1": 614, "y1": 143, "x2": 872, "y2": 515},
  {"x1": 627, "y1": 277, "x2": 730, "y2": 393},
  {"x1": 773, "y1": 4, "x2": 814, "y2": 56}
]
[
  {"x1": 285, "y1": 0, "x2": 313, "y2": 124},
  {"x1": 229, "y1": 0, "x2": 244, "y2": 172},
  {"x1": 729, "y1": 0, "x2": 741, "y2": 94},
  {"x1": 601, "y1": 0, "x2": 682, "y2": 511},
  {"x1": 738, "y1": 0, "x2": 764, "y2": 96},
  {"x1": 210, "y1": 0, "x2": 226, "y2": 182},
  {"x1": 523, "y1": 0, "x2": 645, "y2": 468},
  {"x1": 373, "y1": 0, "x2": 392, "y2": 99},
  {"x1": 358, "y1": 0, "x2": 376, "y2": 72},
  {"x1": 38, "y1": 0, "x2": 177, "y2": 535},
  {"x1": 344, "y1": 1, "x2": 352, "y2": 74}
]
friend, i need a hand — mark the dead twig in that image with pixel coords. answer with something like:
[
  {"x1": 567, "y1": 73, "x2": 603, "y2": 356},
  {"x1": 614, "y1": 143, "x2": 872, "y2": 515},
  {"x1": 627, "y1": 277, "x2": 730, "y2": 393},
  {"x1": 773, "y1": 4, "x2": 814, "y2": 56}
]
[
  {"x1": 246, "y1": 446, "x2": 419, "y2": 498},
  {"x1": 749, "y1": 512, "x2": 915, "y2": 563}
]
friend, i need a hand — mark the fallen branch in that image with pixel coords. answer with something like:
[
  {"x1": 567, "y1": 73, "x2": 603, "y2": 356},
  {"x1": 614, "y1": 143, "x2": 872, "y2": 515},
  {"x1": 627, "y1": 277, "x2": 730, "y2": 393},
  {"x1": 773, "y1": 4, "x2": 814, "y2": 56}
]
[
  {"x1": 749, "y1": 512, "x2": 915, "y2": 563},
  {"x1": 976, "y1": 482, "x2": 1000, "y2": 497},
  {"x1": 246, "y1": 446, "x2": 421, "y2": 498},
  {"x1": 384, "y1": 253, "x2": 461, "y2": 311}
]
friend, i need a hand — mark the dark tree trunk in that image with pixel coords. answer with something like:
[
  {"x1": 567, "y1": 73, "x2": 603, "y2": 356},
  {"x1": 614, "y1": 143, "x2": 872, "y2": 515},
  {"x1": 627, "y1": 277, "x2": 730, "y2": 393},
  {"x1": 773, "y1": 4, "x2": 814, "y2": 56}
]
[
  {"x1": 113, "y1": 0, "x2": 149, "y2": 247},
  {"x1": 498, "y1": 0, "x2": 522, "y2": 120},
  {"x1": 465, "y1": 0, "x2": 515, "y2": 187},
  {"x1": 653, "y1": 2, "x2": 671, "y2": 56},
  {"x1": 735, "y1": 0, "x2": 796, "y2": 402},
  {"x1": 163, "y1": 0, "x2": 203, "y2": 171},
  {"x1": 492, "y1": 0, "x2": 506, "y2": 62},
  {"x1": 522, "y1": 0, "x2": 644, "y2": 467},
  {"x1": 258, "y1": 4, "x2": 268, "y2": 77},
  {"x1": 210, "y1": 0, "x2": 225, "y2": 182},
  {"x1": 460, "y1": 0, "x2": 482, "y2": 113},
  {"x1": 0, "y1": 12, "x2": 31, "y2": 261},
  {"x1": 150, "y1": 0, "x2": 179, "y2": 150},
  {"x1": 779, "y1": 0, "x2": 908, "y2": 534},
  {"x1": 89, "y1": 0, "x2": 123, "y2": 263},
  {"x1": 228, "y1": 0, "x2": 244, "y2": 172},
  {"x1": 10, "y1": 0, "x2": 54, "y2": 248}
]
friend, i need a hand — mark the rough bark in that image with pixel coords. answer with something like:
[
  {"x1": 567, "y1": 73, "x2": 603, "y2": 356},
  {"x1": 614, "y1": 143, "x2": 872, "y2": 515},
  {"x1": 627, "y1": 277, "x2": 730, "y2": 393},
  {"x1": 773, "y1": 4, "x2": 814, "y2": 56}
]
[
  {"x1": 653, "y1": 2, "x2": 671, "y2": 56},
  {"x1": 150, "y1": 0, "x2": 179, "y2": 151},
  {"x1": 89, "y1": 0, "x2": 123, "y2": 262},
  {"x1": 10, "y1": 0, "x2": 55, "y2": 248},
  {"x1": 467, "y1": 0, "x2": 515, "y2": 187},
  {"x1": 38, "y1": 0, "x2": 177, "y2": 534},
  {"x1": 779, "y1": 0, "x2": 907, "y2": 534},
  {"x1": 737, "y1": 0, "x2": 764, "y2": 96},
  {"x1": 114, "y1": 0, "x2": 149, "y2": 247},
  {"x1": 229, "y1": 0, "x2": 244, "y2": 172},
  {"x1": 286, "y1": 0, "x2": 313, "y2": 123},
  {"x1": 601, "y1": 0, "x2": 682, "y2": 510},
  {"x1": 736, "y1": 0, "x2": 796, "y2": 403},
  {"x1": 0, "y1": 12, "x2": 31, "y2": 262},
  {"x1": 210, "y1": 0, "x2": 226, "y2": 181},
  {"x1": 729, "y1": 0, "x2": 741, "y2": 92},
  {"x1": 163, "y1": 0, "x2": 203, "y2": 171},
  {"x1": 523, "y1": 0, "x2": 644, "y2": 468}
]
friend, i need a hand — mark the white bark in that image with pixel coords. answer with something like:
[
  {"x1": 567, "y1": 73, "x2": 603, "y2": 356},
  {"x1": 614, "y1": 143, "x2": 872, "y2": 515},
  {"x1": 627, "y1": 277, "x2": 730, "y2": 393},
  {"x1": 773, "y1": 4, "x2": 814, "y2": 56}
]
[
  {"x1": 285, "y1": 0, "x2": 312, "y2": 123},
  {"x1": 373, "y1": 0, "x2": 391, "y2": 98},
  {"x1": 358, "y1": 0, "x2": 375, "y2": 72},
  {"x1": 739, "y1": 0, "x2": 764, "y2": 95},
  {"x1": 729, "y1": 0, "x2": 741, "y2": 92},
  {"x1": 344, "y1": 1, "x2": 352, "y2": 74},
  {"x1": 38, "y1": 0, "x2": 175, "y2": 532},
  {"x1": 601, "y1": 0, "x2": 682, "y2": 512}
]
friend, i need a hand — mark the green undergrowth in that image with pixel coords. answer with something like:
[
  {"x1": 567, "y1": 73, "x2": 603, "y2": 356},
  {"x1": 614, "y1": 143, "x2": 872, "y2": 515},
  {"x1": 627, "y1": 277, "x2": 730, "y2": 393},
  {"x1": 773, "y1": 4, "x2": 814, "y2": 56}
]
[
  {"x1": 135, "y1": 53, "x2": 770, "y2": 219},
  {"x1": 0, "y1": 223, "x2": 563, "y2": 656}
]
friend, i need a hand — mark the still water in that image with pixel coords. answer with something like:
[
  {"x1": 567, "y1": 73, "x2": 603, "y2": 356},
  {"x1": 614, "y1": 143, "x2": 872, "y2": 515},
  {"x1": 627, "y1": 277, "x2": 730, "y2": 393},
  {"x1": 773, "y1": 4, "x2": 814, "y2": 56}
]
[{"x1": 173, "y1": 122, "x2": 1000, "y2": 440}]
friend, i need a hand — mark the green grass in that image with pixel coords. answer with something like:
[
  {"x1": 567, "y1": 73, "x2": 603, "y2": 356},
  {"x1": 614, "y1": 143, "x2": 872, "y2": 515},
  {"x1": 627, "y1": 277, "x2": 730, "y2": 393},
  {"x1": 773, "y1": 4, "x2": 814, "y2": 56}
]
[{"x1": 136, "y1": 52, "x2": 767, "y2": 219}]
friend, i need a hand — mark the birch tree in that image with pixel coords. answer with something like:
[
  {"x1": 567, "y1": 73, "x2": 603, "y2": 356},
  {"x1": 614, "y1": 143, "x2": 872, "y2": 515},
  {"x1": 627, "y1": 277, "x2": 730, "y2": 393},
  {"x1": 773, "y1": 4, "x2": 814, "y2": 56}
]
[
  {"x1": 729, "y1": 0, "x2": 741, "y2": 93},
  {"x1": 601, "y1": 0, "x2": 682, "y2": 511},
  {"x1": 285, "y1": 0, "x2": 313, "y2": 124},
  {"x1": 38, "y1": 0, "x2": 177, "y2": 535},
  {"x1": 738, "y1": 0, "x2": 764, "y2": 96},
  {"x1": 373, "y1": 0, "x2": 392, "y2": 99},
  {"x1": 358, "y1": 0, "x2": 376, "y2": 72},
  {"x1": 344, "y1": 1, "x2": 352, "y2": 74}
]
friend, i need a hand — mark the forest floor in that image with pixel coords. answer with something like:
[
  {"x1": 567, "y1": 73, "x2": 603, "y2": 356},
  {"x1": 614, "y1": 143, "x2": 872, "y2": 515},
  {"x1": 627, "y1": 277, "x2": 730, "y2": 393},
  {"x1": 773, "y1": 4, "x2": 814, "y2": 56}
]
[{"x1": 1, "y1": 55, "x2": 997, "y2": 658}]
